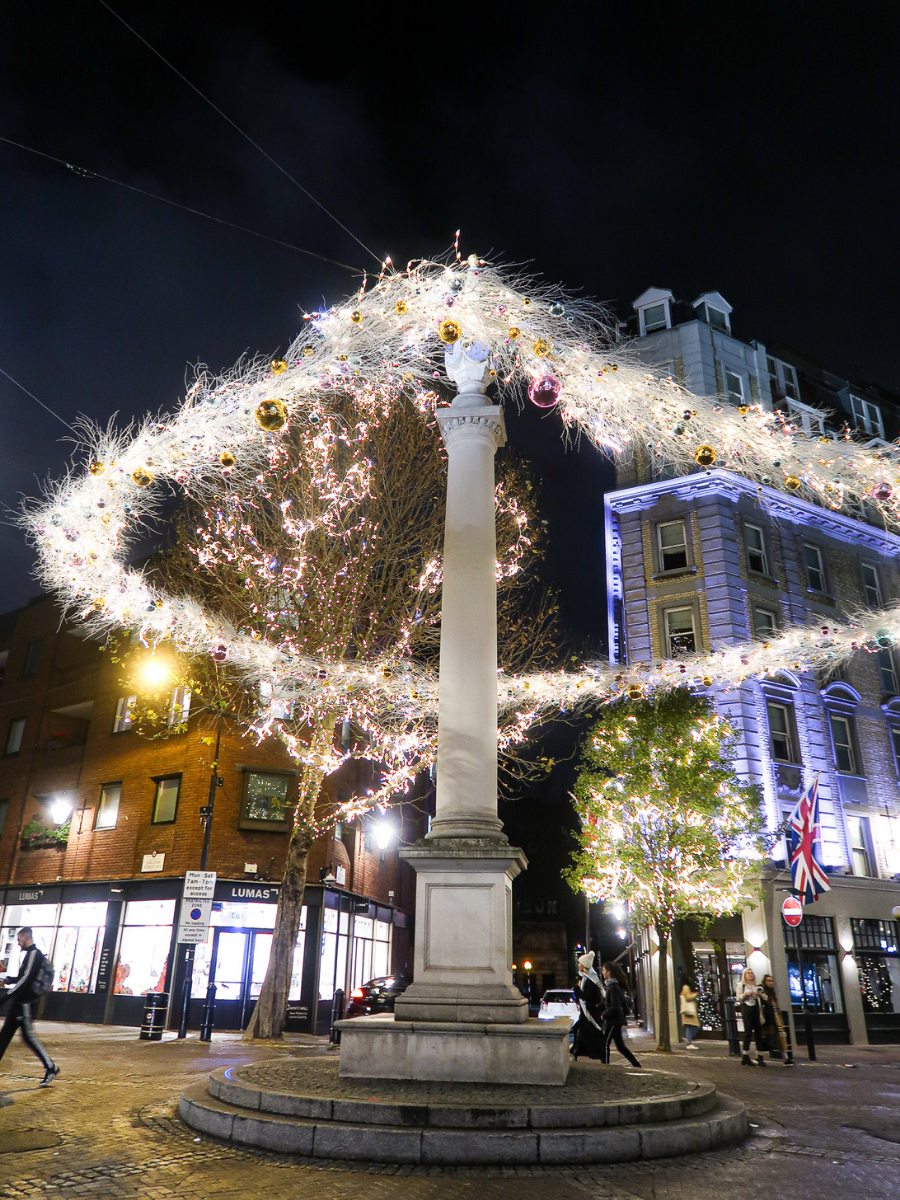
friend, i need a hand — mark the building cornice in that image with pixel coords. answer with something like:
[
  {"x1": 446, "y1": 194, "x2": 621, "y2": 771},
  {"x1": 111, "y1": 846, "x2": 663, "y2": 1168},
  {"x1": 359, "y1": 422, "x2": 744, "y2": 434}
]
[{"x1": 605, "y1": 468, "x2": 900, "y2": 555}]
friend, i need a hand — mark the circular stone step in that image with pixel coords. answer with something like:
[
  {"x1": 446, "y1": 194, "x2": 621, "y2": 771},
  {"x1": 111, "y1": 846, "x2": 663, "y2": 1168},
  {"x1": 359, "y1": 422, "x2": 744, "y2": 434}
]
[{"x1": 179, "y1": 1057, "x2": 748, "y2": 1164}]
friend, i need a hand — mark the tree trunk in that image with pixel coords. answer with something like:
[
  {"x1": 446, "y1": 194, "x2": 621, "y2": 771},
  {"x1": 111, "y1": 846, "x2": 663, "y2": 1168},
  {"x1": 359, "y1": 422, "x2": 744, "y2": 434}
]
[
  {"x1": 243, "y1": 817, "x2": 314, "y2": 1041},
  {"x1": 655, "y1": 923, "x2": 672, "y2": 1052}
]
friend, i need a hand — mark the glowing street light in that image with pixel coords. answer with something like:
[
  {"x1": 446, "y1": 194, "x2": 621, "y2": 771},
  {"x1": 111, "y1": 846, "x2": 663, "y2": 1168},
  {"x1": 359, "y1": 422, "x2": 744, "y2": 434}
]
[
  {"x1": 49, "y1": 797, "x2": 73, "y2": 826},
  {"x1": 139, "y1": 655, "x2": 171, "y2": 689},
  {"x1": 373, "y1": 818, "x2": 396, "y2": 851}
]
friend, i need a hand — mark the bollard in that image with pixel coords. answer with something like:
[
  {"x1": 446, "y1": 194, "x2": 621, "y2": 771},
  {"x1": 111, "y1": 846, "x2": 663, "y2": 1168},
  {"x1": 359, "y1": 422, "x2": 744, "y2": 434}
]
[
  {"x1": 140, "y1": 991, "x2": 169, "y2": 1041},
  {"x1": 723, "y1": 995, "x2": 741, "y2": 1056},
  {"x1": 199, "y1": 983, "x2": 217, "y2": 1042},
  {"x1": 330, "y1": 988, "x2": 345, "y2": 1044}
]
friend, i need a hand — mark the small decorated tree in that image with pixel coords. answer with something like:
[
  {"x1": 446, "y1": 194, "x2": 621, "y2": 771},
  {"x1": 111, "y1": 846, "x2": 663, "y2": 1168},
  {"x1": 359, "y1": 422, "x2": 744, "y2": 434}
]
[{"x1": 566, "y1": 689, "x2": 765, "y2": 1051}]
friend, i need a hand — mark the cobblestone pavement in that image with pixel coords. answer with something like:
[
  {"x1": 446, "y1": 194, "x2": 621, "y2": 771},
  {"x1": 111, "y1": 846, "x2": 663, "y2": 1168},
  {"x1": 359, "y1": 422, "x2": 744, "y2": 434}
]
[{"x1": 0, "y1": 1024, "x2": 898, "y2": 1199}]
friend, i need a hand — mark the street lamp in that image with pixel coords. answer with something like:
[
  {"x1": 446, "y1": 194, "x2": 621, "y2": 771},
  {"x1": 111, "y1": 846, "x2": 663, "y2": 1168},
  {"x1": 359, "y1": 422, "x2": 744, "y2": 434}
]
[
  {"x1": 48, "y1": 798, "x2": 72, "y2": 826},
  {"x1": 373, "y1": 818, "x2": 395, "y2": 851},
  {"x1": 138, "y1": 654, "x2": 171, "y2": 689}
]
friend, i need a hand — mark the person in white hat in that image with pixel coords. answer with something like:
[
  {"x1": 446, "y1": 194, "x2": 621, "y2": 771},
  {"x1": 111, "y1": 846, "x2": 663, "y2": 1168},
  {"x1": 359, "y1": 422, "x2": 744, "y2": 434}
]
[{"x1": 571, "y1": 950, "x2": 606, "y2": 1060}]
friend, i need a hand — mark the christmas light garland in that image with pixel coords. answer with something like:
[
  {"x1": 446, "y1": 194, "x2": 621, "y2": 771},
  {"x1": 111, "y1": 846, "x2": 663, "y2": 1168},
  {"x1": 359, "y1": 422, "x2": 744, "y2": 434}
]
[{"x1": 20, "y1": 253, "x2": 900, "y2": 780}]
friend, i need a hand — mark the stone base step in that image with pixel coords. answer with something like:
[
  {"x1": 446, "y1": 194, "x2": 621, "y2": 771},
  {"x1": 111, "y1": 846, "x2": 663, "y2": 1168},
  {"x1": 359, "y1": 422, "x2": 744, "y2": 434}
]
[{"x1": 179, "y1": 1081, "x2": 748, "y2": 1164}]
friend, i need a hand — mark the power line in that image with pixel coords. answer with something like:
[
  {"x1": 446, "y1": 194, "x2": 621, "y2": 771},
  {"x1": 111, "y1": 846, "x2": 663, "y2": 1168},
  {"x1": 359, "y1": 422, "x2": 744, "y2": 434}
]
[
  {"x1": 0, "y1": 135, "x2": 362, "y2": 275},
  {"x1": 0, "y1": 366, "x2": 80, "y2": 436},
  {"x1": 95, "y1": 0, "x2": 382, "y2": 267}
]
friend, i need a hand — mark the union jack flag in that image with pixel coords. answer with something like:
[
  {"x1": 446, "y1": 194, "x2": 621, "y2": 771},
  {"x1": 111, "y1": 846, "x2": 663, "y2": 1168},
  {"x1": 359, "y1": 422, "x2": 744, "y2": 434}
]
[{"x1": 790, "y1": 777, "x2": 831, "y2": 904}]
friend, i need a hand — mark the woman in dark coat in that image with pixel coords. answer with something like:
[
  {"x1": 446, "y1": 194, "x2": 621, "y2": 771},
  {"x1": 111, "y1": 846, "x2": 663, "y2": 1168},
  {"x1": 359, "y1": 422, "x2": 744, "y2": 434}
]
[
  {"x1": 570, "y1": 951, "x2": 607, "y2": 1060},
  {"x1": 601, "y1": 961, "x2": 642, "y2": 1068}
]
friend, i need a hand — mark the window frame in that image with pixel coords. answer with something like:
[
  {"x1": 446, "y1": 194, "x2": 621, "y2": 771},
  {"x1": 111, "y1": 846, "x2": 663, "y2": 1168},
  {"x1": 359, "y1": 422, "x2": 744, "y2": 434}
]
[
  {"x1": 861, "y1": 562, "x2": 883, "y2": 608},
  {"x1": 167, "y1": 686, "x2": 191, "y2": 728},
  {"x1": 21, "y1": 640, "x2": 42, "y2": 679},
  {"x1": 846, "y1": 814, "x2": 874, "y2": 877},
  {"x1": 662, "y1": 605, "x2": 698, "y2": 658},
  {"x1": 803, "y1": 542, "x2": 827, "y2": 593},
  {"x1": 828, "y1": 712, "x2": 859, "y2": 776},
  {"x1": 640, "y1": 301, "x2": 669, "y2": 334},
  {"x1": 151, "y1": 775, "x2": 181, "y2": 825},
  {"x1": 766, "y1": 700, "x2": 798, "y2": 764},
  {"x1": 753, "y1": 605, "x2": 778, "y2": 640},
  {"x1": 766, "y1": 356, "x2": 800, "y2": 402},
  {"x1": 655, "y1": 519, "x2": 690, "y2": 573},
  {"x1": 723, "y1": 368, "x2": 745, "y2": 403},
  {"x1": 238, "y1": 769, "x2": 294, "y2": 832},
  {"x1": 5, "y1": 717, "x2": 25, "y2": 756},
  {"x1": 850, "y1": 395, "x2": 885, "y2": 440},
  {"x1": 112, "y1": 695, "x2": 137, "y2": 734},
  {"x1": 94, "y1": 782, "x2": 122, "y2": 831},
  {"x1": 744, "y1": 522, "x2": 769, "y2": 575},
  {"x1": 877, "y1": 649, "x2": 898, "y2": 696}
]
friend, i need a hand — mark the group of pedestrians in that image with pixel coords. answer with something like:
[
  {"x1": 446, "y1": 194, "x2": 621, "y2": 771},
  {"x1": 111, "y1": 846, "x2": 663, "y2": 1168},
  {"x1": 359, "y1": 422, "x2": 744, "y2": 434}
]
[
  {"x1": 570, "y1": 950, "x2": 641, "y2": 1067},
  {"x1": 735, "y1": 967, "x2": 794, "y2": 1066}
]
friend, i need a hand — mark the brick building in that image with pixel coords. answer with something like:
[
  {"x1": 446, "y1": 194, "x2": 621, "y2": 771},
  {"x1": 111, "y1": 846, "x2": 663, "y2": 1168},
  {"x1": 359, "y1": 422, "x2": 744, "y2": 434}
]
[
  {"x1": 607, "y1": 287, "x2": 900, "y2": 1046},
  {"x1": 0, "y1": 595, "x2": 424, "y2": 1033}
]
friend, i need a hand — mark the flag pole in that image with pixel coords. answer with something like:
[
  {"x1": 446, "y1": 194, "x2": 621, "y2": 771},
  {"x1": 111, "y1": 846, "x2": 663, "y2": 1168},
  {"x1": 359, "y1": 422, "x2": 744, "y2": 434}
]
[{"x1": 792, "y1": 888, "x2": 817, "y2": 1062}]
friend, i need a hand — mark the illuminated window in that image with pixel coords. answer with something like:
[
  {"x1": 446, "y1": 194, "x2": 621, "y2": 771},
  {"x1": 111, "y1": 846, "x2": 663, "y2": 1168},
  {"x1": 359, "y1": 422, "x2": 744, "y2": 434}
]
[
  {"x1": 664, "y1": 607, "x2": 696, "y2": 657},
  {"x1": 168, "y1": 686, "x2": 191, "y2": 727},
  {"x1": 112, "y1": 695, "x2": 136, "y2": 733},
  {"x1": 239, "y1": 771, "x2": 292, "y2": 830},
  {"x1": 744, "y1": 524, "x2": 768, "y2": 574},
  {"x1": 829, "y1": 714, "x2": 857, "y2": 775},
  {"x1": 657, "y1": 520, "x2": 688, "y2": 571},
  {"x1": 803, "y1": 544, "x2": 826, "y2": 593},
  {"x1": 95, "y1": 783, "x2": 121, "y2": 831},
  {"x1": 846, "y1": 815, "x2": 873, "y2": 877},
  {"x1": 861, "y1": 563, "x2": 882, "y2": 608},
  {"x1": 766, "y1": 702, "x2": 796, "y2": 763},
  {"x1": 151, "y1": 776, "x2": 180, "y2": 824}
]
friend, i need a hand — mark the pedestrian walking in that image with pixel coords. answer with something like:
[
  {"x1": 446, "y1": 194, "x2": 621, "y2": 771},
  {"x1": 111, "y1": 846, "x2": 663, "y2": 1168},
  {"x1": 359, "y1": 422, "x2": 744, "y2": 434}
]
[
  {"x1": 570, "y1": 951, "x2": 606, "y2": 1060},
  {"x1": 0, "y1": 928, "x2": 59, "y2": 1086},
  {"x1": 761, "y1": 973, "x2": 794, "y2": 1066},
  {"x1": 600, "y1": 961, "x2": 642, "y2": 1068},
  {"x1": 735, "y1": 966, "x2": 767, "y2": 1066},
  {"x1": 679, "y1": 981, "x2": 701, "y2": 1049}
]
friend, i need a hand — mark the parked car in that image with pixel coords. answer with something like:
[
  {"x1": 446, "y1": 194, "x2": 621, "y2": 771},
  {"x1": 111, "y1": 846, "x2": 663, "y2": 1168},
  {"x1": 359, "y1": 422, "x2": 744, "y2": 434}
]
[
  {"x1": 538, "y1": 988, "x2": 579, "y2": 1023},
  {"x1": 343, "y1": 975, "x2": 409, "y2": 1018}
]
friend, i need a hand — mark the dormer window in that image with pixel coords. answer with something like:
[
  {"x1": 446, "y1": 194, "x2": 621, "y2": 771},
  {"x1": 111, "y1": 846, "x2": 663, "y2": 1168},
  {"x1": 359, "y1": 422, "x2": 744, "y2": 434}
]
[
  {"x1": 706, "y1": 306, "x2": 728, "y2": 332},
  {"x1": 633, "y1": 288, "x2": 674, "y2": 337},
  {"x1": 692, "y1": 292, "x2": 732, "y2": 335},
  {"x1": 642, "y1": 303, "x2": 668, "y2": 332},
  {"x1": 850, "y1": 395, "x2": 885, "y2": 439}
]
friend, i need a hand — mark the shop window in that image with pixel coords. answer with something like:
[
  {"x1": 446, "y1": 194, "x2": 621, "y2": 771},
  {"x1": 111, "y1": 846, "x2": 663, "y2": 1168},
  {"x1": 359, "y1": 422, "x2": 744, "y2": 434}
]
[
  {"x1": 861, "y1": 563, "x2": 883, "y2": 608},
  {"x1": 753, "y1": 606, "x2": 777, "y2": 639},
  {"x1": 724, "y1": 369, "x2": 744, "y2": 403},
  {"x1": 52, "y1": 902, "x2": 107, "y2": 993},
  {"x1": 656, "y1": 520, "x2": 689, "y2": 572},
  {"x1": 350, "y1": 914, "x2": 392, "y2": 988},
  {"x1": 21, "y1": 640, "x2": 41, "y2": 679},
  {"x1": 112, "y1": 695, "x2": 136, "y2": 733},
  {"x1": 851, "y1": 920, "x2": 900, "y2": 1015},
  {"x1": 168, "y1": 686, "x2": 191, "y2": 727},
  {"x1": 663, "y1": 607, "x2": 697, "y2": 657},
  {"x1": 766, "y1": 701, "x2": 798, "y2": 763},
  {"x1": 95, "y1": 783, "x2": 121, "y2": 831},
  {"x1": 0, "y1": 903, "x2": 60, "y2": 977},
  {"x1": 318, "y1": 906, "x2": 350, "y2": 1001},
  {"x1": 5, "y1": 717, "x2": 25, "y2": 756},
  {"x1": 211, "y1": 901, "x2": 276, "y2": 929},
  {"x1": 239, "y1": 771, "x2": 292, "y2": 831},
  {"x1": 744, "y1": 523, "x2": 769, "y2": 575},
  {"x1": 113, "y1": 899, "x2": 175, "y2": 995},
  {"x1": 151, "y1": 776, "x2": 180, "y2": 824},
  {"x1": 803, "y1": 543, "x2": 826, "y2": 593},
  {"x1": 850, "y1": 395, "x2": 885, "y2": 439},
  {"x1": 878, "y1": 650, "x2": 898, "y2": 695},
  {"x1": 782, "y1": 915, "x2": 843, "y2": 1014},
  {"x1": 829, "y1": 713, "x2": 858, "y2": 775},
  {"x1": 846, "y1": 814, "x2": 874, "y2": 877}
]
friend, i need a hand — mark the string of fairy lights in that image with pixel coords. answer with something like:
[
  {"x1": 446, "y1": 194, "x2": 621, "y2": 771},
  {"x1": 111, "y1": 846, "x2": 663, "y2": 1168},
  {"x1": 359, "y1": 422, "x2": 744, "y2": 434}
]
[{"x1": 20, "y1": 253, "x2": 900, "y2": 808}]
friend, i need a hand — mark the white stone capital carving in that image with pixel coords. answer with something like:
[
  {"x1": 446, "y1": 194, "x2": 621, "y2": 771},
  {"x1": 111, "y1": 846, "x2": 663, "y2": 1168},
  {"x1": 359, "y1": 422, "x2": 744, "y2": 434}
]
[{"x1": 435, "y1": 405, "x2": 506, "y2": 449}]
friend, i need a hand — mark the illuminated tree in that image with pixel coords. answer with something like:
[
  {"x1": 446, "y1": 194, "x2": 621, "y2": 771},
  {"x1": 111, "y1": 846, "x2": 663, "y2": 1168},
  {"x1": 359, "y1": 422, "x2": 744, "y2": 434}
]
[
  {"x1": 566, "y1": 689, "x2": 765, "y2": 1051},
  {"x1": 136, "y1": 388, "x2": 560, "y2": 1039}
]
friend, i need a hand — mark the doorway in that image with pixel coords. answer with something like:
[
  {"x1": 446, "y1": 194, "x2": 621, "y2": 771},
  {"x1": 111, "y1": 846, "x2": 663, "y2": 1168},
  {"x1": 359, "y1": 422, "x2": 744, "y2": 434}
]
[{"x1": 196, "y1": 927, "x2": 273, "y2": 1029}]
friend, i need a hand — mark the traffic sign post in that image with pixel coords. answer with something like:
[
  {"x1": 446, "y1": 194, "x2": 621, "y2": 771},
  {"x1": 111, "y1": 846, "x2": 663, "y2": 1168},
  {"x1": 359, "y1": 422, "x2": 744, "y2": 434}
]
[
  {"x1": 781, "y1": 895, "x2": 803, "y2": 926},
  {"x1": 177, "y1": 870, "x2": 216, "y2": 1038},
  {"x1": 783, "y1": 892, "x2": 816, "y2": 1061}
]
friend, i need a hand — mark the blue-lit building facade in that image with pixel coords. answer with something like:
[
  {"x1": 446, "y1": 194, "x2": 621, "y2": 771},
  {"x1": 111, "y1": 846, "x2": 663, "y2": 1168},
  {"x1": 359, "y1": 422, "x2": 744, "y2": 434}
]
[{"x1": 606, "y1": 288, "x2": 900, "y2": 1046}]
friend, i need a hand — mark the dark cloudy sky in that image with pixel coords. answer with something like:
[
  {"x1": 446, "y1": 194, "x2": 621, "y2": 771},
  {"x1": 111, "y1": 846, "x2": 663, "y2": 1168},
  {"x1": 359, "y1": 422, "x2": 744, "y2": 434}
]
[{"x1": 2, "y1": 2, "x2": 899, "y2": 630}]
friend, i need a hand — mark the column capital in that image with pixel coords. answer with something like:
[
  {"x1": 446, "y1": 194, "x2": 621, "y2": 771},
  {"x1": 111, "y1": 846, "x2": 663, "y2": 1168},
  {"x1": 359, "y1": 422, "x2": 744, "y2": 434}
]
[{"x1": 435, "y1": 405, "x2": 506, "y2": 448}]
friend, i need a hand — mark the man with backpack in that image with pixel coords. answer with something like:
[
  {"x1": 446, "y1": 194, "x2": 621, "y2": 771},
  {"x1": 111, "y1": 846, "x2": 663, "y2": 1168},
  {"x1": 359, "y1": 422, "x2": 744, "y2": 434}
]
[{"x1": 0, "y1": 927, "x2": 59, "y2": 1086}]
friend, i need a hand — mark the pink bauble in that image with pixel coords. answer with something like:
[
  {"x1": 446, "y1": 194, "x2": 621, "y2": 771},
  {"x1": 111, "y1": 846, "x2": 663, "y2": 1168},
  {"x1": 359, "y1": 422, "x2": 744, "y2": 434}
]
[{"x1": 528, "y1": 374, "x2": 561, "y2": 409}]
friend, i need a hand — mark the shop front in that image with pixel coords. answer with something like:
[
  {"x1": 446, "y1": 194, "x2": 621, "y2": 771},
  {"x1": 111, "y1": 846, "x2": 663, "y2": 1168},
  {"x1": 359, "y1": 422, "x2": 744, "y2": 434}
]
[
  {"x1": 852, "y1": 917, "x2": 900, "y2": 1043},
  {"x1": 782, "y1": 913, "x2": 849, "y2": 1044}
]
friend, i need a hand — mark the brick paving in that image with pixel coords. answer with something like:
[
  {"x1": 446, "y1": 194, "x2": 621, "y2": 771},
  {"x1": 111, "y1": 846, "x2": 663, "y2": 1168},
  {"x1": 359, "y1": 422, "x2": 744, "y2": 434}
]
[{"x1": 0, "y1": 1024, "x2": 898, "y2": 1199}]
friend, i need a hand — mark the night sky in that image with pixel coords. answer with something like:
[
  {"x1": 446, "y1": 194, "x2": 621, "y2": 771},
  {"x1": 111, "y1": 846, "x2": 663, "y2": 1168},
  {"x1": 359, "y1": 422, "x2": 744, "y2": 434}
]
[{"x1": 3, "y1": 3, "x2": 899, "y2": 636}]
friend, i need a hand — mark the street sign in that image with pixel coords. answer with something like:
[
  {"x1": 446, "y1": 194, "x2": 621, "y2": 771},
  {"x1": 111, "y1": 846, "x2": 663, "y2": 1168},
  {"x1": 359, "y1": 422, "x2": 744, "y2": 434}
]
[
  {"x1": 177, "y1": 871, "x2": 217, "y2": 943},
  {"x1": 782, "y1": 895, "x2": 803, "y2": 927}
]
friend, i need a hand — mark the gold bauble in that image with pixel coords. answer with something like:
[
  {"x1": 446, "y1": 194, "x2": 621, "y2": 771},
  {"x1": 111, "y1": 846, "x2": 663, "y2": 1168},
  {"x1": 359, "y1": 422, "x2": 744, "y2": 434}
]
[
  {"x1": 533, "y1": 338, "x2": 551, "y2": 357},
  {"x1": 738, "y1": 405, "x2": 750, "y2": 416},
  {"x1": 506, "y1": 328, "x2": 519, "y2": 342},
  {"x1": 784, "y1": 475, "x2": 801, "y2": 490},
  {"x1": 132, "y1": 467, "x2": 153, "y2": 488},
  {"x1": 302, "y1": 346, "x2": 315, "y2": 357},
  {"x1": 702, "y1": 676, "x2": 714, "y2": 686},
  {"x1": 522, "y1": 297, "x2": 532, "y2": 306},
  {"x1": 350, "y1": 310, "x2": 363, "y2": 324},
  {"x1": 626, "y1": 684, "x2": 643, "y2": 700},
  {"x1": 438, "y1": 319, "x2": 462, "y2": 344},
  {"x1": 219, "y1": 451, "x2": 236, "y2": 468},
  {"x1": 89, "y1": 461, "x2": 105, "y2": 476},
  {"x1": 270, "y1": 359, "x2": 287, "y2": 375},
  {"x1": 395, "y1": 300, "x2": 408, "y2": 315},
  {"x1": 338, "y1": 354, "x2": 348, "y2": 361},
  {"x1": 694, "y1": 445, "x2": 716, "y2": 467},
  {"x1": 255, "y1": 399, "x2": 287, "y2": 432}
]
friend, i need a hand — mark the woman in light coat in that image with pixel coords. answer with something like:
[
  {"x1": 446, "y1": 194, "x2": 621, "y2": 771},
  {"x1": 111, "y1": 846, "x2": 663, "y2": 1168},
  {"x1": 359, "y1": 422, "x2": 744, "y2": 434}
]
[{"x1": 679, "y1": 981, "x2": 700, "y2": 1048}]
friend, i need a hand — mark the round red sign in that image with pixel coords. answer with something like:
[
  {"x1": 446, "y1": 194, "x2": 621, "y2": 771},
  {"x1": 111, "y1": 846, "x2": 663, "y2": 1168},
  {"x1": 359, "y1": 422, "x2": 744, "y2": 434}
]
[{"x1": 782, "y1": 895, "x2": 803, "y2": 927}]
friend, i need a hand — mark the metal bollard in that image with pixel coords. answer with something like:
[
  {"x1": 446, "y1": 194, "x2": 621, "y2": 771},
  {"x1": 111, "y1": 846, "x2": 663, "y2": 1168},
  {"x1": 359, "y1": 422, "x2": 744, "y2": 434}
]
[
  {"x1": 723, "y1": 995, "x2": 741, "y2": 1056},
  {"x1": 199, "y1": 983, "x2": 217, "y2": 1042},
  {"x1": 330, "y1": 988, "x2": 345, "y2": 1044}
]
